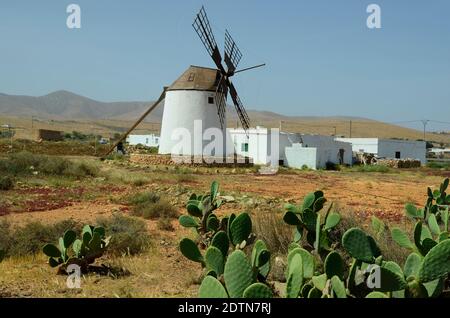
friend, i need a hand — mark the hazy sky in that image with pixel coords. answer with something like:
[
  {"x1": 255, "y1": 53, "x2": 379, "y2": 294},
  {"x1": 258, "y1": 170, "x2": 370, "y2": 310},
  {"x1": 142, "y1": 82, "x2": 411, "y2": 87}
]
[{"x1": 1, "y1": 0, "x2": 449, "y2": 131}]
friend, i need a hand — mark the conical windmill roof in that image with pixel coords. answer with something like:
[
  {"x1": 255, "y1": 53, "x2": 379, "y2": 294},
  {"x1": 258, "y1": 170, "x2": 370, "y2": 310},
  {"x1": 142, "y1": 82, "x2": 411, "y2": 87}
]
[{"x1": 168, "y1": 65, "x2": 220, "y2": 92}]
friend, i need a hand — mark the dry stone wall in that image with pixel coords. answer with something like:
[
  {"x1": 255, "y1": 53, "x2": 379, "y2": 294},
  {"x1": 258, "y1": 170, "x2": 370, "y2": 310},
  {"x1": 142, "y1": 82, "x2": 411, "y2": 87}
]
[{"x1": 129, "y1": 154, "x2": 253, "y2": 168}]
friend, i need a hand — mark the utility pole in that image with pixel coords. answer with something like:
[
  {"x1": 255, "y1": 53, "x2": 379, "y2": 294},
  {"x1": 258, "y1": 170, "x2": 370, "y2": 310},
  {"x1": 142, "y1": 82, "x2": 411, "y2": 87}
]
[
  {"x1": 349, "y1": 120, "x2": 352, "y2": 138},
  {"x1": 421, "y1": 120, "x2": 430, "y2": 141},
  {"x1": 333, "y1": 126, "x2": 337, "y2": 136}
]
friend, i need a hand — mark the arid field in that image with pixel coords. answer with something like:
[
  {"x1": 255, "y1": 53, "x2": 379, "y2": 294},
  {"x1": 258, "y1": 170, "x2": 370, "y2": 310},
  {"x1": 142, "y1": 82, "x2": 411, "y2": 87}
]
[{"x1": 1, "y1": 140, "x2": 449, "y2": 298}]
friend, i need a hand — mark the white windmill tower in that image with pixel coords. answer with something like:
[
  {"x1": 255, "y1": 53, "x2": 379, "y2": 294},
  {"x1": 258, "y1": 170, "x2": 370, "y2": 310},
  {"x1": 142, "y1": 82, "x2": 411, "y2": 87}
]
[{"x1": 158, "y1": 7, "x2": 265, "y2": 158}]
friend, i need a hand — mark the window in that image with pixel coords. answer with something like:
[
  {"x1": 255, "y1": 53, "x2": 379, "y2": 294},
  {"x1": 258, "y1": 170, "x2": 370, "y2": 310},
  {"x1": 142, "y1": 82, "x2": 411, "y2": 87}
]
[
  {"x1": 188, "y1": 73, "x2": 195, "y2": 82},
  {"x1": 146, "y1": 138, "x2": 149, "y2": 144},
  {"x1": 241, "y1": 143, "x2": 249, "y2": 152},
  {"x1": 208, "y1": 97, "x2": 214, "y2": 104},
  {"x1": 395, "y1": 151, "x2": 401, "y2": 159}
]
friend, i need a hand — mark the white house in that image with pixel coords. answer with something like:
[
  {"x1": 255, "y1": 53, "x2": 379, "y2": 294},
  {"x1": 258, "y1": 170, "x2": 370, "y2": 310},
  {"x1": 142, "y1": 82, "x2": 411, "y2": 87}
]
[
  {"x1": 285, "y1": 135, "x2": 353, "y2": 170},
  {"x1": 335, "y1": 138, "x2": 427, "y2": 164},
  {"x1": 127, "y1": 134, "x2": 160, "y2": 148},
  {"x1": 229, "y1": 127, "x2": 353, "y2": 169}
]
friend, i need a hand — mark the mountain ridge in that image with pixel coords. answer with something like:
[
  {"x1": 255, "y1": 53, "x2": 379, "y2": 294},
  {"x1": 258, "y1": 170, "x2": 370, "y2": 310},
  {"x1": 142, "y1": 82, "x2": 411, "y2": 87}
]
[{"x1": 0, "y1": 90, "x2": 374, "y2": 123}]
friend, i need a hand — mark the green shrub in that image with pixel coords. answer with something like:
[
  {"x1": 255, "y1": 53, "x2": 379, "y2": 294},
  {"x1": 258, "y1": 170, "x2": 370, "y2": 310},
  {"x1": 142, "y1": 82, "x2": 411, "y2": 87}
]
[
  {"x1": 325, "y1": 161, "x2": 341, "y2": 171},
  {"x1": 0, "y1": 176, "x2": 14, "y2": 191},
  {"x1": 96, "y1": 214, "x2": 151, "y2": 255},
  {"x1": 427, "y1": 162, "x2": 450, "y2": 170},
  {"x1": 158, "y1": 217, "x2": 175, "y2": 231},
  {"x1": 7, "y1": 219, "x2": 80, "y2": 257},
  {"x1": 0, "y1": 152, "x2": 99, "y2": 178},
  {"x1": 139, "y1": 200, "x2": 178, "y2": 220},
  {"x1": 128, "y1": 191, "x2": 160, "y2": 206}
]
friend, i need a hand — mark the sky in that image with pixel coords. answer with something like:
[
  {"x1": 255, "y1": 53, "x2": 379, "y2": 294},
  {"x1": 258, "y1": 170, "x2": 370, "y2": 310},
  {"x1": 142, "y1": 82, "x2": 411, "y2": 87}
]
[{"x1": 0, "y1": 0, "x2": 449, "y2": 131}]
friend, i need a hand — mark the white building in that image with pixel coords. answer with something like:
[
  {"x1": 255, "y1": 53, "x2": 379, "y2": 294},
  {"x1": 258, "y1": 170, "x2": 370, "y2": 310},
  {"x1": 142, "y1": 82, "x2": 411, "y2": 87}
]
[
  {"x1": 127, "y1": 134, "x2": 160, "y2": 147},
  {"x1": 335, "y1": 138, "x2": 427, "y2": 163},
  {"x1": 159, "y1": 66, "x2": 233, "y2": 157},
  {"x1": 229, "y1": 127, "x2": 353, "y2": 169},
  {"x1": 285, "y1": 135, "x2": 353, "y2": 170}
]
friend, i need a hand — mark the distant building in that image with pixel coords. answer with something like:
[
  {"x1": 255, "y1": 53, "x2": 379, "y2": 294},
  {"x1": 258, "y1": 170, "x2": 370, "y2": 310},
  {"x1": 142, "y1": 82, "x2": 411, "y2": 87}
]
[
  {"x1": 229, "y1": 127, "x2": 352, "y2": 169},
  {"x1": 429, "y1": 148, "x2": 450, "y2": 156},
  {"x1": 335, "y1": 138, "x2": 427, "y2": 164},
  {"x1": 127, "y1": 134, "x2": 160, "y2": 147},
  {"x1": 37, "y1": 129, "x2": 63, "y2": 142}
]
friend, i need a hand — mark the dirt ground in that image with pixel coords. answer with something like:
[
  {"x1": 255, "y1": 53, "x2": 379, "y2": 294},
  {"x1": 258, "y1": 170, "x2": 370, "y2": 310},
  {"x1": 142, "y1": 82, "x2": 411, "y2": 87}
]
[{"x1": 0, "y1": 160, "x2": 447, "y2": 298}]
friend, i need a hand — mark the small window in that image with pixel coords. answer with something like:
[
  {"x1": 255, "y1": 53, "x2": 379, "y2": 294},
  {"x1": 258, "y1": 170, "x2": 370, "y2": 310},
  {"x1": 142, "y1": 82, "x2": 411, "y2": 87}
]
[
  {"x1": 241, "y1": 143, "x2": 249, "y2": 152},
  {"x1": 395, "y1": 151, "x2": 401, "y2": 159},
  {"x1": 146, "y1": 138, "x2": 149, "y2": 144},
  {"x1": 188, "y1": 73, "x2": 195, "y2": 82},
  {"x1": 208, "y1": 97, "x2": 214, "y2": 104}
]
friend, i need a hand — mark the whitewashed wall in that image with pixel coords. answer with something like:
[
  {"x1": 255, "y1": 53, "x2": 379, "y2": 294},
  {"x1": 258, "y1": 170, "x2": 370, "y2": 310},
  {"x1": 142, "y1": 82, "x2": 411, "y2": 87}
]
[
  {"x1": 335, "y1": 138, "x2": 426, "y2": 163},
  {"x1": 378, "y1": 140, "x2": 426, "y2": 163},
  {"x1": 159, "y1": 90, "x2": 233, "y2": 156},
  {"x1": 335, "y1": 138, "x2": 379, "y2": 154},
  {"x1": 285, "y1": 145, "x2": 318, "y2": 169}
]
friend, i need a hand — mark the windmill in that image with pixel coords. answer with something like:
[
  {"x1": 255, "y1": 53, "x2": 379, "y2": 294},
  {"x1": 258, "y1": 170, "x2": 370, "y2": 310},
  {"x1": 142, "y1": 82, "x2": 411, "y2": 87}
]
[{"x1": 103, "y1": 6, "x2": 264, "y2": 159}]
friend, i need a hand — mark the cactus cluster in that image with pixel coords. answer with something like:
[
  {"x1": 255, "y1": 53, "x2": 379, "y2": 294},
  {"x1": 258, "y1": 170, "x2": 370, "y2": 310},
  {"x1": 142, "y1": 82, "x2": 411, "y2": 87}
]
[
  {"x1": 283, "y1": 191, "x2": 341, "y2": 254},
  {"x1": 391, "y1": 178, "x2": 449, "y2": 257},
  {"x1": 198, "y1": 247, "x2": 273, "y2": 298},
  {"x1": 180, "y1": 180, "x2": 450, "y2": 298},
  {"x1": 42, "y1": 225, "x2": 110, "y2": 273},
  {"x1": 179, "y1": 181, "x2": 235, "y2": 245}
]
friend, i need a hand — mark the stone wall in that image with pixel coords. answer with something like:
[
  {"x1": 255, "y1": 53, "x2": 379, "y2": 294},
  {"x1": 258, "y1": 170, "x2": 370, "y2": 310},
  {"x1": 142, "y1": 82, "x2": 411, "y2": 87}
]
[
  {"x1": 129, "y1": 154, "x2": 254, "y2": 167},
  {"x1": 376, "y1": 158, "x2": 422, "y2": 168}
]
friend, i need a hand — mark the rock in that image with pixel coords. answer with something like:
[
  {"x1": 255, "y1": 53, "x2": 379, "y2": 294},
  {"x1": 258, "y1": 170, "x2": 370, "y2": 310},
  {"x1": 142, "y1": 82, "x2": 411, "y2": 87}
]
[{"x1": 270, "y1": 256, "x2": 287, "y2": 283}]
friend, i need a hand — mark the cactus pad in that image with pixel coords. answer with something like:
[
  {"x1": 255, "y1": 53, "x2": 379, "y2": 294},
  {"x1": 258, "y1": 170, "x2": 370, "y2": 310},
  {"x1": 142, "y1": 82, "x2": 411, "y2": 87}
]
[
  {"x1": 199, "y1": 276, "x2": 228, "y2": 298},
  {"x1": 391, "y1": 228, "x2": 414, "y2": 250},
  {"x1": 324, "y1": 213, "x2": 341, "y2": 231},
  {"x1": 418, "y1": 239, "x2": 450, "y2": 283},
  {"x1": 224, "y1": 250, "x2": 254, "y2": 298},
  {"x1": 403, "y1": 253, "x2": 422, "y2": 279},
  {"x1": 179, "y1": 238, "x2": 204, "y2": 264},
  {"x1": 283, "y1": 211, "x2": 301, "y2": 226},
  {"x1": 243, "y1": 283, "x2": 273, "y2": 298},
  {"x1": 366, "y1": 291, "x2": 388, "y2": 298},
  {"x1": 288, "y1": 248, "x2": 314, "y2": 279},
  {"x1": 211, "y1": 231, "x2": 229, "y2": 258},
  {"x1": 324, "y1": 251, "x2": 344, "y2": 280},
  {"x1": 179, "y1": 215, "x2": 199, "y2": 228},
  {"x1": 229, "y1": 213, "x2": 252, "y2": 246},
  {"x1": 342, "y1": 228, "x2": 379, "y2": 262},
  {"x1": 331, "y1": 276, "x2": 347, "y2": 298},
  {"x1": 205, "y1": 246, "x2": 224, "y2": 276},
  {"x1": 286, "y1": 253, "x2": 303, "y2": 298}
]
